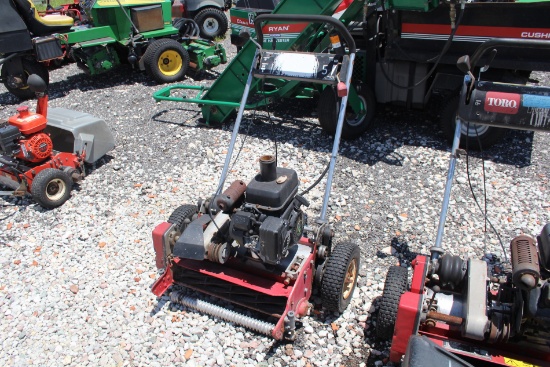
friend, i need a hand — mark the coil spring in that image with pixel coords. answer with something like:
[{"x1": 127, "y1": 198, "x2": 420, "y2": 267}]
[{"x1": 170, "y1": 291, "x2": 275, "y2": 336}]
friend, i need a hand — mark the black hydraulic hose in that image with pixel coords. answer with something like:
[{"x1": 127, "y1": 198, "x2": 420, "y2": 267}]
[
  {"x1": 377, "y1": 3, "x2": 465, "y2": 90},
  {"x1": 299, "y1": 161, "x2": 330, "y2": 197},
  {"x1": 0, "y1": 53, "x2": 19, "y2": 66}
]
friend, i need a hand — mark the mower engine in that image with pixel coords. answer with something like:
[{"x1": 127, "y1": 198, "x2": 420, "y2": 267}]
[
  {"x1": 0, "y1": 106, "x2": 53, "y2": 163},
  {"x1": 172, "y1": 155, "x2": 307, "y2": 266},
  {"x1": 217, "y1": 155, "x2": 306, "y2": 265},
  {"x1": 388, "y1": 224, "x2": 550, "y2": 365}
]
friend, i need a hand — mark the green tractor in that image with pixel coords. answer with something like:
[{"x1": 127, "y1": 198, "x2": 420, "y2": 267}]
[
  {"x1": 64, "y1": 0, "x2": 227, "y2": 83},
  {"x1": 1, "y1": 0, "x2": 227, "y2": 99}
]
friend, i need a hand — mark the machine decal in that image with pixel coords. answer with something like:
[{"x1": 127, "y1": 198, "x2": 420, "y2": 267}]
[
  {"x1": 484, "y1": 92, "x2": 520, "y2": 114},
  {"x1": 443, "y1": 340, "x2": 492, "y2": 360},
  {"x1": 402, "y1": 23, "x2": 550, "y2": 41},
  {"x1": 503, "y1": 357, "x2": 540, "y2": 367},
  {"x1": 522, "y1": 94, "x2": 550, "y2": 108}
]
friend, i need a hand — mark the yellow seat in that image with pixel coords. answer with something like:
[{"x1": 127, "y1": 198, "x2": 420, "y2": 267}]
[
  {"x1": 12, "y1": 0, "x2": 74, "y2": 36},
  {"x1": 41, "y1": 14, "x2": 75, "y2": 27}
]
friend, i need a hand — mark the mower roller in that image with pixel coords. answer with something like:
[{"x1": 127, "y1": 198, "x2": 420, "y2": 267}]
[
  {"x1": 378, "y1": 39, "x2": 550, "y2": 366},
  {"x1": 0, "y1": 74, "x2": 115, "y2": 208},
  {"x1": 151, "y1": 14, "x2": 361, "y2": 340}
]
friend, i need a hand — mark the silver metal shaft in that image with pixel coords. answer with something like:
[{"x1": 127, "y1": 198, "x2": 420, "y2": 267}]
[
  {"x1": 320, "y1": 53, "x2": 356, "y2": 221},
  {"x1": 432, "y1": 118, "x2": 462, "y2": 261},
  {"x1": 216, "y1": 49, "x2": 259, "y2": 195}
]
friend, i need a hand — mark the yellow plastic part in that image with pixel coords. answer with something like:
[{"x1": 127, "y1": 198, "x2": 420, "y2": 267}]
[
  {"x1": 158, "y1": 50, "x2": 182, "y2": 76},
  {"x1": 27, "y1": 0, "x2": 74, "y2": 27}
]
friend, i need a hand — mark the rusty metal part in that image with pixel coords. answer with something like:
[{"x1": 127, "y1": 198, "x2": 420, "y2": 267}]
[
  {"x1": 510, "y1": 235, "x2": 540, "y2": 290},
  {"x1": 426, "y1": 311, "x2": 463, "y2": 326},
  {"x1": 259, "y1": 155, "x2": 277, "y2": 182},
  {"x1": 206, "y1": 242, "x2": 230, "y2": 264},
  {"x1": 215, "y1": 180, "x2": 246, "y2": 212},
  {"x1": 488, "y1": 312, "x2": 511, "y2": 343}
]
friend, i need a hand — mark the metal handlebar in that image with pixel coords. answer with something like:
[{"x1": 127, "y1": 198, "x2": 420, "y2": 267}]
[
  {"x1": 254, "y1": 14, "x2": 356, "y2": 54},
  {"x1": 469, "y1": 38, "x2": 550, "y2": 70}
]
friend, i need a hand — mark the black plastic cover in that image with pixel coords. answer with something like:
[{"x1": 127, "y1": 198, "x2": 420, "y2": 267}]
[
  {"x1": 0, "y1": 0, "x2": 33, "y2": 54},
  {"x1": 173, "y1": 214, "x2": 211, "y2": 260},
  {"x1": 0, "y1": 123, "x2": 22, "y2": 156},
  {"x1": 34, "y1": 36, "x2": 63, "y2": 61},
  {"x1": 258, "y1": 216, "x2": 285, "y2": 265},
  {"x1": 246, "y1": 167, "x2": 298, "y2": 212},
  {"x1": 538, "y1": 223, "x2": 550, "y2": 271},
  {"x1": 403, "y1": 335, "x2": 475, "y2": 367}
]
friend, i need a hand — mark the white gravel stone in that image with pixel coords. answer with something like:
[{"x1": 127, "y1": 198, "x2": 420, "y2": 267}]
[{"x1": 1, "y1": 20, "x2": 549, "y2": 367}]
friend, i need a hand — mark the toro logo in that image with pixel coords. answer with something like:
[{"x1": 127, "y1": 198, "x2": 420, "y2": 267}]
[{"x1": 484, "y1": 92, "x2": 520, "y2": 114}]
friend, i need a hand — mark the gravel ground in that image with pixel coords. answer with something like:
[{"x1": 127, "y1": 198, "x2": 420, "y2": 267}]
[{"x1": 1, "y1": 26, "x2": 549, "y2": 367}]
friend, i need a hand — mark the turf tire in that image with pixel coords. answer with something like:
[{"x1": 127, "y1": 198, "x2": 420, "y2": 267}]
[
  {"x1": 376, "y1": 265, "x2": 408, "y2": 340},
  {"x1": 320, "y1": 242, "x2": 361, "y2": 313},
  {"x1": 31, "y1": 168, "x2": 72, "y2": 209}
]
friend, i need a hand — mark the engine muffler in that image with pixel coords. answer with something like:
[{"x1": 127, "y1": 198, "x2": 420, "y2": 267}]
[{"x1": 510, "y1": 235, "x2": 540, "y2": 290}]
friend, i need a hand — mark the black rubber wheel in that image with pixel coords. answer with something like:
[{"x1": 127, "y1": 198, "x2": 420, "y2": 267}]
[
  {"x1": 168, "y1": 204, "x2": 198, "y2": 233},
  {"x1": 377, "y1": 265, "x2": 408, "y2": 340},
  {"x1": 440, "y1": 95, "x2": 506, "y2": 150},
  {"x1": 1, "y1": 58, "x2": 49, "y2": 100},
  {"x1": 320, "y1": 242, "x2": 361, "y2": 313},
  {"x1": 194, "y1": 8, "x2": 228, "y2": 39},
  {"x1": 143, "y1": 38, "x2": 189, "y2": 84},
  {"x1": 317, "y1": 83, "x2": 376, "y2": 140},
  {"x1": 30, "y1": 168, "x2": 73, "y2": 209}
]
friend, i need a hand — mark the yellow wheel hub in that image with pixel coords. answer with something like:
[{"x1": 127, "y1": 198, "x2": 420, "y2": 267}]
[
  {"x1": 342, "y1": 258, "x2": 357, "y2": 299},
  {"x1": 158, "y1": 50, "x2": 182, "y2": 76}
]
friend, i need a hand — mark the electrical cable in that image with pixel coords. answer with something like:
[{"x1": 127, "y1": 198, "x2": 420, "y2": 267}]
[
  {"x1": 299, "y1": 161, "x2": 330, "y2": 197},
  {"x1": 376, "y1": 1, "x2": 465, "y2": 90},
  {"x1": 464, "y1": 120, "x2": 509, "y2": 263}
]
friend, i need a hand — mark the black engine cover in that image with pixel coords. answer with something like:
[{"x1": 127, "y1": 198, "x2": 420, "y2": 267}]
[
  {"x1": 258, "y1": 216, "x2": 287, "y2": 264},
  {"x1": 246, "y1": 167, "x2": 298, "y2": 215},
  {"x1": 0, "y1": 123, "x2": 22, "y2": 156}
]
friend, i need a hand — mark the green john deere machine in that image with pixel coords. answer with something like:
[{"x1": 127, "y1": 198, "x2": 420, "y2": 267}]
[
  {"x1": 154, "y1": 0, "x2": 550, "y2": 148},
  {"x1": 154, "y1": 0, "x2": 369, "y2": 139},
  {"x1": 63, "y1": 0, "x2": 227, "y2": 83}
]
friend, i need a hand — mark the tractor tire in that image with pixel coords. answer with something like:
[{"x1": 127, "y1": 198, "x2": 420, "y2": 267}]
[
  {"x1": 194, "y1": 8, "x2": 228, "y2": 39},
  {"x1": 30, "y1": 168, "x2": 73, "y2": 209},
  {"x1": 440, "y1": 95, "x2": 506, "y2": 150},
  {"x1": 320, "y1": 242, "x2": 361, "y2": 313},
  {"x1": 317, "y1": 83, "x2": 376, "y2": 140},
  {"x1": 1, "y1": 58, "x2": 49, "y2": 100},
  {"x1": 168, "y1": 204, "x2": 198, "y2": 233},
  {"x1": 377, "y1": 265, "x2": 408, "y2": 340},
  {"x1": 143, "y1": 38, "x2": 189, "y2": 84}
]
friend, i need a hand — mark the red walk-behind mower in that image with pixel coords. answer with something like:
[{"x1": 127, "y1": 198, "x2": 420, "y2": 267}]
[
  {"x1": 378, "y1": 39, "x2": 550, "y2": 367},
  {"x1": 151, "y1": 14, "x2": 361, "y2": 340},
  {"x1": 0, "y1": 74, "x2": 115, "y2": 208}
]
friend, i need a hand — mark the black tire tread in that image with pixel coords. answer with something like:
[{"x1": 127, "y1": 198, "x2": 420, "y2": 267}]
[
  {"x1": 194, "y1": 7, "x2": 228, "y2": 39},
  {"x1": 2, "y1": 58, "x2": 49, "y2": 100},
  {"x1": 168, "y1": 204, "x2": 197, "y2": 232},
  {"x1": 377, "y1": 265, "x2": 408, "y2": 340},
  {"x1": 143, "y1": 38, "x2": 189, "y2": 83},
  {"x1": 320, "y1": 242, "x2": 361, "y2": 313},
  {"x1": 317, "y1": 84, "x2": 376, "y2": 140},
  {"x1": 440, "y1": 94, "x2": 506, "y2": 150},
  {"x1": 30, "y1": 168, "x2": 72, "y2": 209}
]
